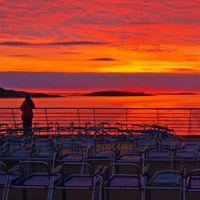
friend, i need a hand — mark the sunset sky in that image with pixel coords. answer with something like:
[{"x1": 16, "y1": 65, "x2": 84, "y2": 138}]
[{"x1": 0, "y1": 0, "x2": 200, "y2": 92}]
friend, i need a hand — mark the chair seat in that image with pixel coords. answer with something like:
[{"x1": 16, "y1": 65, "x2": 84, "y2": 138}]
[
  {"x1": 105, "y1": 138, "x2": 124, "y2": 143},
  {"x1": 150, "y1": 173, "x2": 180, "y2": 186},
  {"x1": 32, "y1": 150, "x2": 54, "y2": 158},
  {"x1": 0, "y1": 174, "x2": 7, "y2": 185},
  {"x1": 105, "y1": 175, "x2": 141, "y2": 188},
  {"x1": 6, "y1": 150, "x2": 29, "y2": 158},
  {"x1": 59, "y1": 154, "x2": 82, "y2": 161},
  {"x1": 16, "y1": 174, "x2": 50, "y2": 186},
  {"x1": 176, "y1": 154, "x2": 196, "y2": 160},
  {"x1": 187, "y1": 178, "x2": 200, "y2": 189},
  {"x1": 149, "y1": 152, "x2": 170, "y2": 159},
  {"x1": 58, "y1": 175, "x2": 92, "y2": 187},
  {"x1": 90, "y1": 153, "x2": 112, "y2": 160},
  {"x1": 118, "y1": 154, "x2": 142, "y2": 162}
]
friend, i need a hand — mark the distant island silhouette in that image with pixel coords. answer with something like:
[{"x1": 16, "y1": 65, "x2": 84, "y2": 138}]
[
  {"x1": 83, "y1": 90, "x2": 151, "y2": 96},
  {"x1": 0, "y1": 87, "x2": 62, "y2": 98}
]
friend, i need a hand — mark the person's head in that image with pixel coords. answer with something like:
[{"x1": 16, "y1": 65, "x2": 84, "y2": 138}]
[{"x1": 25, "y1": 93, "x2": 33, "y2": 105}]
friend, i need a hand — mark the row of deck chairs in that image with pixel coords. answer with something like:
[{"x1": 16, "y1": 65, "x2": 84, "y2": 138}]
[
  {"x1": 1, "y1": 160, "x2": 200, "y2": 200},
  {"x1": 0, "y1": 122, "x2": 175, "y2": 138},
  {"x1": 1, "y1": 123, "x2": 200, "y2": 199}
]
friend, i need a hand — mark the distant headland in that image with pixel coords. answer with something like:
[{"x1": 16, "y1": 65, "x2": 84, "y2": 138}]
[
  {"x1": 0, "y1": 87, "x2": 62, "y2": 98},
  {"x1": 83, "y1": 90, "x2": 151, "y2": 96}
]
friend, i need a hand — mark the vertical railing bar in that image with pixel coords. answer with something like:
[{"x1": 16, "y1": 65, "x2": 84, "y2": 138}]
[
  {"x1": 157, "y1": 108, "x2": 159, "y2": 125},
  {"x1": 125, "y1": 108, "x2": 128, "y2": 126},
  {"x1": 188, "y1": 108, "x2": 192, "y2": 135},
  {"x1": 44, "y1": 108, "x2": 49, "y2": 125},
  {"x1": 77, "y1": 108, "x2": 81, "y2": 128},
  {"x1": 11, "y1": 108, "x2": 17, "y2": 128},
  {"x1": 93, "y1": 108, "x2": 96, "y2": 126},
  {"x1": 44, "y1": 108, "x2": 49, "y2": 135}
]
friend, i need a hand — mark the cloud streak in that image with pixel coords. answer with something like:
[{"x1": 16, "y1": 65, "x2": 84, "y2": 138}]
[
  {"x1": 89, "y1": 58, "x2": 117, "y2": 61},
  {"x1": 0, "y1": 41, "x2": 108, "y2": 46}
]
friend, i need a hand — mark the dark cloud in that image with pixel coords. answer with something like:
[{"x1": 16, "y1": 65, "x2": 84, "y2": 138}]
[
  {"x1": 0, "y1": 41, "x2": 108, "y2": 47},
  {"x1": 59, "y1": 52, "x2": 82, "y2": 55},
  {"x1": 8, "y1": 54, "x2": 32, "y2": 57},
  {"x1": 0, "y1": 42, "x2": 32, "y2": 46},
  {"x1": 172, "y1": 68, "x2": 197, "y2": 72},
  {"x1": 129, "y1": 21, "x2": 159, "y2": 25},
  {"x1": 0, "y1": 72, "x2": 200, "y2": 92},
  {"x1": 90, "y1": 58, "x2": 117, "y2": 61}
]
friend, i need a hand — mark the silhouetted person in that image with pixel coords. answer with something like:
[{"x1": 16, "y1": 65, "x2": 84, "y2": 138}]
[{"x1": 20, "y1": 94, "x2": 35, "y2": 135}]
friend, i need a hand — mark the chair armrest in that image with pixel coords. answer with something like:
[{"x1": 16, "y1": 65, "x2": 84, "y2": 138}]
[
  {"x1": 8, "y1": 165, "x2": 20, "y2": 175},
  {"x1": 180, "y1": 164, "x2": 186, "y2": 177},
  {"x1": 100, "y1": 166, "x2": 109, "y2": 176},
  {"x1": 143, "y1": 164, "x2": 151, "y2": 177},
  {"x1": 51, "y1": 165, "x2": 62, "y2": 175},
  {"x1": 94, "y1": 166, "x2": 103, "y2": 176}
]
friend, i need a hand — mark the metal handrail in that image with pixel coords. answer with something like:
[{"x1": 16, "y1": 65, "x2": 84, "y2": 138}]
[{"x1": 0, "y1": 107, "x2": 200, "y2": 135}]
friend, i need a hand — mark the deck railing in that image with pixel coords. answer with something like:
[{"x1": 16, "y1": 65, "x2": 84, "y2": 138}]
[{"x1": 0, "y1": 108, "x2": 200, "y2": 135}]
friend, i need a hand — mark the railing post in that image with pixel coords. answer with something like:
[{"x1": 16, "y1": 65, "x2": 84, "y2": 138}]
[
  {"x1": 44, "y1": 108, "x2": 49, "y2": 125},
  {"x1": 77, "y1": 108, "x2": 81, "y2": 128},
  {"x1": 11, "y1": 108, "x2": 17, "y2": 128},
  {"x1": 125, "y1": 108, "x2": 128, "y2": 126},
  {"x1": 93, "y1": 108, "x2": 96, "y2": 126},
  {"x1": 157, "y1": 108, "x2": 159, "y2": 125},
  {"x1": 188, "y1": 109, "x2": 192, "y2": 135}
]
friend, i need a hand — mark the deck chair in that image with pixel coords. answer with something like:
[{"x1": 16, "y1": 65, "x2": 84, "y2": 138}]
[
  {"x1": 8, "y1": 161, "x2": 54, "y2": 200},
  {"x1": 146, "y1": 148, "x2": 173, "y2": 170},
  {"x1": 183, "y1": 169, "x2": 200, "y2": 200},
  {"x1": 174, "y1": 149, "x2": 199, "y2": 173},
  {"x1": 88, "y1": 147, "x2": 116, "y2": 170},
  {"x1": 116, "y1": 148, "x2": 145, "y2": 169},
  {"x1": 99, "y1": 163, "x2": 145, "y2": 200},
  {"x1": 144, "y1": 164, "x2": 185, "y2": 200},
  {"x1": 0, "y1": 162, "x2": 9, "y2": 200},
  {"x1": 56, "y1": 142, "x2": 89, "y2": 163},
  {"x1": 50, "y1": 162, "x2": 102, "y2": 200}
]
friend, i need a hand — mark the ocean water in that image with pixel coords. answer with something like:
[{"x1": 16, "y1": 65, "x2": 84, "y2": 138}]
[
  {"x1": 1, "y1": 94, "x2": 200, "y2": 135},
  {"x1": 0, "y1": 94, "x2": 200, "y2": 108}
]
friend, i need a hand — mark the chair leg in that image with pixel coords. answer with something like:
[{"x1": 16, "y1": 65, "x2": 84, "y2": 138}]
[
  {"x1": 2, "y1": 187, "x2": 7, "y2": 200},
  {"x1": 92, "y1": 188, "x2": 95, "y2": 200},
  {"x1": 4, "y1": 177, "x2": 11, "y2": 200},
  {"x1": 142, "y1": 188, "x2": 146, "y2": 200},
  {"x1": 106, "y1": 189, "x2": 109, "y2": 200},
  {"x1": 148, "y1": 190, "x2": 151, "y2": 200},
  {"x1": 22, "y1": 189, "x2": 28, "y2": 200},
  {"x1": 62, "y1": 189, "x2": 66, "y2": 200},
  {"x1": 102, "y1": 188, "x2": 104, "y2": 200}
]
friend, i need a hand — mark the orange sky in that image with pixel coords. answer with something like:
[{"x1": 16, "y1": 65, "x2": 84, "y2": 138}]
[{"x1": 0, "y1": 0, "x2": 200, "y2": 91}]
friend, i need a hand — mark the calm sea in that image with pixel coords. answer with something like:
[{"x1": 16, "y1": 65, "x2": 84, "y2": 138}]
[
  {"x1": 0, "y1": 94, "x2": 200, "y2": 108},
  {"x1": 1, "y1": 94, "x2": 200, "y2": 135}
]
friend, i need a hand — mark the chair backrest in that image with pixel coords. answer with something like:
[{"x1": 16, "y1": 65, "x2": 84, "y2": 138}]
[
  {"x1": 0, "y1": 161, "x2": 7, "y2": 173},
  {"x1": 60, "y1": 162, "x2": 93, "y2": 177},
  {"x1": 19, "y1": 161, "x2": 50, "y2": 176},
  {"x1": 108, "y1": 163, "x2": 140, "y2": 177}
]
